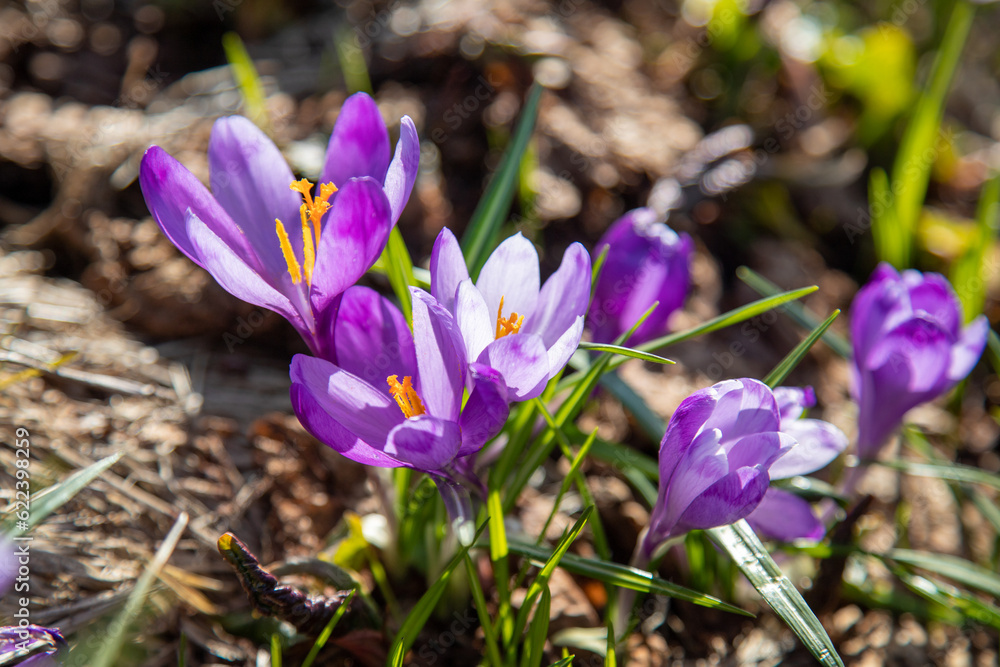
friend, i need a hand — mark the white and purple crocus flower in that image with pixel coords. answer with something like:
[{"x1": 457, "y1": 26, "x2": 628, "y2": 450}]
[
  {"x1": 139, "y1": 92, "x2": 419, "y2": 361},
  {"x1": 746, "y1": 387, "x2": 847, "y2": 542},
  {"x1": 289, "y1": 287, "x2": 510, "y2": 542},
  {"x1": 640, "y1": 378, "x2": 797, "y2": 559},
  {"x1": 430, "y1": 228, "x2": 592, "y2": 401},
  {"x1": 587, "y1": 207, "x2": 693, "y2": 346},
  {"x1": 851, "y1": 264, "x2": 989, "y2": 459}
]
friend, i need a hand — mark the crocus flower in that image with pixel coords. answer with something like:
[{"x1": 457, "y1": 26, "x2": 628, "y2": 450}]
[
  {"x1": 139, "y1": 92, "x2": 419, "y2": 361},
  {"x1": 430, "y1": 228, "x2": 591, "y2": 401},
  {"x1": 640, "y1": 378, "x2": 796, "y2": 558},
  {"x1": 746, "y1": 387, "x2": 847, "y2": 542},
  {"x1": 587, "y1": 208, "x2": 693, "y2": 346},
  {"x1": 290, "y1": 286, "x2": 509, "y2": 541},
  {"x1": 0, "y1": 627, "x2": 65, "y2": 667},
  {"x1": 851, "y1": 263, "x2": 989, "y2": 459}
]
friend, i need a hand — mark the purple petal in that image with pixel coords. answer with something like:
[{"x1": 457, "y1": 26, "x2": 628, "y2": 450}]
[
  {"x1": 856, "y1": 318, "x2": 951, "y2": 458},
  {"x1": 543, "y1": 315, "x2": 585, "y2": 380},
  {"x1": 289, "y1": 354, "x2": 402, "y2": 449},
  {"x1": 334, "y1": 286, "x2": 418, "y2": 393},
  {"x1": 771, "y1": 418, "x2": 847, "y2": 478},
  {"x1": 523, "y1": 243, "x2": 592, "y2": 348},
  {"x1": 186, "y1": 210, "x2": 304, "y2": 328},
  {"x1": 384, "y1": 116, "x2": 420, "y2": 224},
  {"x1": 661, "y1": 426, "x2": 727, "y2": 529},
  {"x1": 475, "y1": 233, "x2": 540, "y2": 324},
  {"x1": 850, "y1": 263, "x2": 910, "y2": 363},
  {"x1": 208, "y1": 116, "x2": 302, "y2": 283},
  {"x1": 320, "y1": 92, "x2": 390, "y2": 187},
  {"x1": 674, "y1": 465, "x2": 771, "y2": 533},
  {"x1": 658, "y1": 389, "x2": 719, "y2": 484},
  {"x1": 746, "y1": 487, "x2": 825, "y2": 542},
  {"x1": 431, "y1": 227, "x2": 470, "y2": 314},
  {"x1": 701, "y1": 378, "x2": 780, "y2": 446},
  {"x1": 291, "y1": 383, "x2": 406, "y2": 468},
  {"x1": 477, "y1": 333, "x2": 550, "y2": 401},
  {"x1": 410, "y1": 288, "x2": 467, "y2": 420},
  {"x1": 309, "y1": 178, "x2": 393, "y2": 316},
  {"x1": 948, "y1": 315, "x2": 989, "y2": 383},
  {"x1": 455, "y1": 279, "x2": 494, "y2": 362},
  {"x1": 906, "y1": 271, "x2": 961, "y2": 339},
  {"x1": 725, "y1": 431, "x2": 797, "y2": 471},
  {"x1": 386, "y1": 415, "x2": 462, "y2": 470},
  {"x1": 773, "y1": 386, "x2": 816, "y2": 422},
  {"x1": 139, "y1": 146, "x2": 259, "y2": 273},
  {"x1": 0, "y1": 535, "x2": 15, "y2": 592},
  {"x1": 458, "y1": 363, "x2": 509, "y2": 456}
]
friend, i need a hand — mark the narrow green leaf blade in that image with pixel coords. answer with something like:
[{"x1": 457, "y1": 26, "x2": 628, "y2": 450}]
[
  {"x1": 763, "y1": 309, "x2": 840, "y2": 388},
  {"x1": 506, "y1": 540, "x2": 750, "y2": 616},
  {"x1": 379, "y1": 226, "x2": 417, "y2": 326},
  {"x1": 222, "y1": 33, "x2": 269, "y2": 131},
  {"x1": 577, "y1": 342, "x2": 674, "y2": 365},
  {"x1": 708, "y1": 521, "x2": 843, "y2": 667},
  {"x1": 389, "y1": 520, "x2": 489, "y2": 664},
  {"x1": 524, "y1": 587, "x2": 552, "y2": 667},
  {"x1": 951, "y1": 172, "x2": 1000, "y2": 322},
  {"x1": 461, "y1": 84, "x2": 544, "y2": 278},
  {"x1": 6, "y1": 451, "x2": 124, "y2": 534},
  {"x1": 886, "y1": 548, "x2": 1000, "y2": 599},
  {"x1": 873, "y1": 459, "x2": 1000, "y2": 492},
  {"x1": 301, "y1": 590, "x2": 356, "y2": 667}
]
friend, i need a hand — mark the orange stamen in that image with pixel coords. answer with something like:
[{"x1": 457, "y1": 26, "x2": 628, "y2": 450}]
[
  {"x1": 275, "y1": 219, "x2": 302, "y2": 284},
  {"x1": 387, "y1": 375, "x2": 426, "y2": 419},
  {"x1": 495, "y1": 296, "x2": 524, "y2": 339},
  {"x1": 275, "y1": 178, "x2": 337, "y2": 286}
]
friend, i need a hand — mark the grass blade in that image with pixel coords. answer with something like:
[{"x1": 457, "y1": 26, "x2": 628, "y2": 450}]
[
  {"x1": 335, "y1": 24, "x2": 374, "y2": 95},
  {"x1": 576, "y1": 343, "x2": 674, "y2": 365},
  {"x1": 763, "y1": 309, "x2": 840, "y2": 388},
  {"x1": 523, "y1": 587, "x2": 552, "y2": 667},
  {"x1": 707, "y1": 520, "x2": 843, "y2": 667},
  {"x1": 5, "y1": 450, "x2": 124, "y2": 534},
  {"x1": 885, "y1": 548, "x2": 1000, "y2": 599},
  {"x1": 869, "y1": 166, "x2": 904, "y2": 268},
  {"x1": 872, "y1": 459, "x2": 1000, "y2": 492},
  {"x1": 222, "y1": 33, "x2": 269, "y2": 131},
  {"x1": 464, "y1": 554, "x2": 503, "y2": 667},
  {"x1": 388, "y1": 520, "x2": 489, "y2": 665},
  {"x1": 506, "y1": 540, "x2": 750, "y2": 616},
  {"x1": 300, "y1": 590, "x2": 356, "y2": 667},
  {"x1": 91, "y1": 512, "x2": 189, "y2": 667},
  {"x1": 951, "y1": 172, "x2": 1000, "y2": 322},
  {"x1": 461, "y1": 84, "x2": 544, "y2": 278},
  {"x1": 736, "y1": 267, "x2": 852, "y2": 358},
  {"x1": 889, "y1": 0, "x2": 975, "y2": 261}
]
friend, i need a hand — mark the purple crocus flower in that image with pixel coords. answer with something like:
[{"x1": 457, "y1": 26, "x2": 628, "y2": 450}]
[
  {"x1": 430, "y1": 228, "x2": 591, "y2": 401},
  {"x1": 746, "y1": 387, "x2": 847, "y2": 542},
  {"x1": 587, "y1": 208, "x2": 693, "y2": 346},
  {"x1": 139, "y1": 92, "x2": 419, "y2": 361},
  {"x1": 290, "y1": 286, "x2": 509, "y2": 541},
  {"x1": 851, "y1": 263, "x2": 989, "y2": 459},
  {"x1": 640, "y1": 378, "x2": 796, "y2": 558}
]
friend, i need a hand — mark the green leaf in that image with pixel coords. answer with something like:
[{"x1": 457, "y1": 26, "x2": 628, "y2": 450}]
[
  {"x1": 91, "y1": 513, "x2": 189, "y2": 667},
  {"x1": 506, "y1": 540, "x2": 750, "y2": 616},
  {"x1": 951, "y1": 172, "x2": 1000, "y2": 322},
  {"x1": 763, "y1": 309, "x2": 840, "y2": 388},
  {"x1": 523, "y1": 587, "x2": 552, "y2": 667},
  {"x1": 5, "y1": 451, "x2": 124, "y2": 535},
  {"x1": 378, "y1": 226, "x2": 417, "y2": 326},
  {"x1": 885, "y1": 548, "x2": 1000, "y2": 599},
  {"x1": 889, "y1": 0, "x2": 975, "y2": 263},
  {"x1": 222, "y1": 33, "x2": 270, "y2": 131},
  {"x1": 735, "y1": 267, "x2": 852, "y2": 359},
  {"x1": 388, "y1": 520, "x2": 489, "y2": 665},
  {"x1": 869, "y1": 166, "x2": 904, "y2": 268},
  {"x1": 461, "y1": 84, "x2": 544, "y2": 278},
  {"x1": 464, "y1": 554, "x2": 504, "y2": 667},
  {"x1": 547, "y1": 657, "x2": 575, "y2": 667},
  {"x1": 707, "y1": 521, "x2": 843, "y2": 667},
  {"x1": 301, "y1": 590, "x2": 356, "y2": 667},
  {"x1": 576, "y1": 342, "x2": 674, "y2": 365},
  {"x1": 873, "y1": 459, "x2": 1000, "y2": 492},
  {"x1": 334, "y1": 24, "x2": 373, "y2": 94}
]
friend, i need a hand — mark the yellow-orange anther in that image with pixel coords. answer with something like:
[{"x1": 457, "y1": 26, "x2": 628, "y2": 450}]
[
  {"x1": 387, "y1": 375, "x2": 426, "y2": 419},
  {"x1": 495, "y1": 296, "x2": 524, "y2": 339},
  {"x1": 275, "y1": 178, "x2": 338, "y2": 286},
  {"x1": 275, "y1": 219, "x2": 302, "y2": 284}
]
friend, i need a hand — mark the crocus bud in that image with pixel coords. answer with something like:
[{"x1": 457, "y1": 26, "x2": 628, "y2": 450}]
[
  {"x1": 850, "y1": 264, "x2": 989, "y2": 459},
  {"x1": 587, "y1": 208, "x2": 693, "y2": 346},
  {"x1": 641, "y1": 378, "x2": 796, "y2": 557}
]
